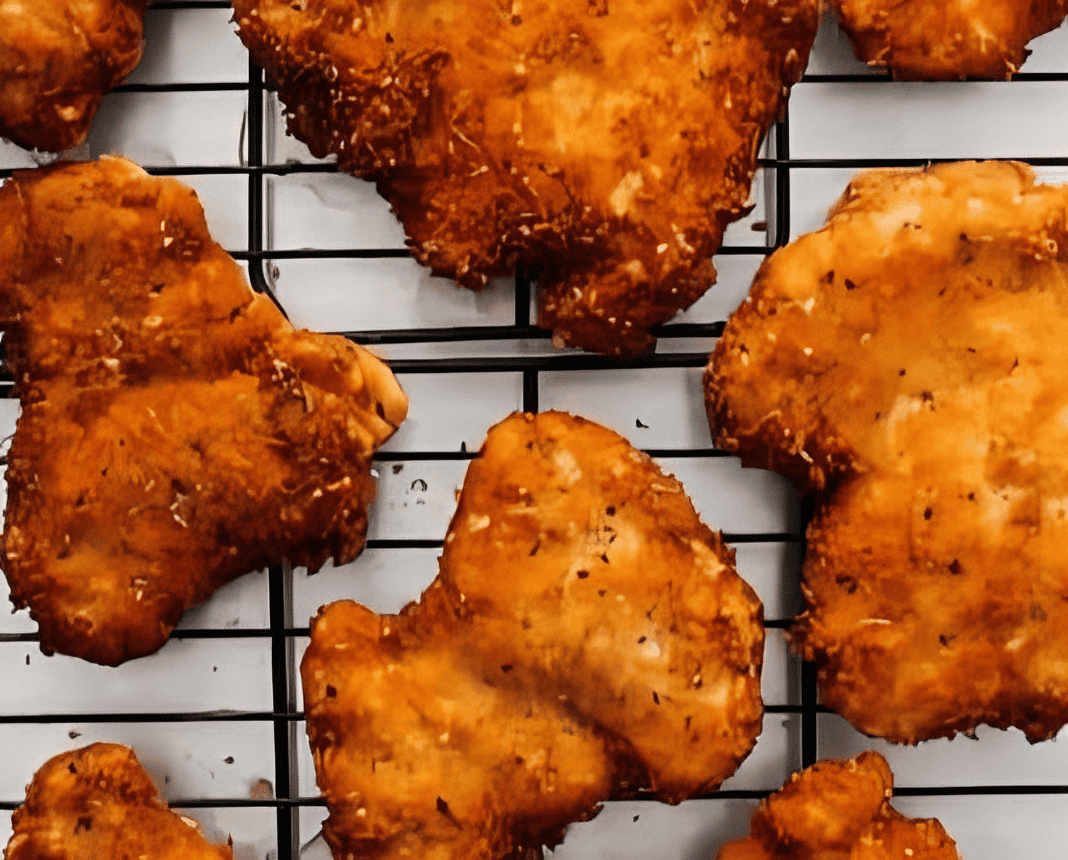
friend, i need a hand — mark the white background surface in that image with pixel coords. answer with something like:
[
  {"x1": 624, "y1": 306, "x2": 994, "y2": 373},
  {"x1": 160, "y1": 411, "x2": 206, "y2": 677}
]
[{"x1": 3, "y1": 2, "x2": 1068, "y2": 858}]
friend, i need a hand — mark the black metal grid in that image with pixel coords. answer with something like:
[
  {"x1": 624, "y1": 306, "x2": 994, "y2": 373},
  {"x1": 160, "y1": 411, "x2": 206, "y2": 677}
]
[{"x1": 3, "y1": 4, "x2": 1068, "y2": 858}]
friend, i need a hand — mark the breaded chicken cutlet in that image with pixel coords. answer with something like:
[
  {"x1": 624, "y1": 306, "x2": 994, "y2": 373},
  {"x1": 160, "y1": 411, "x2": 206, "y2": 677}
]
[
  {"x1": 5, "y1": 743, "x2": 234, "y2": 860},
  {"x1": 830, "y1": 0, "x2": 1068, "y2": 79},
  {"x1": 302, "y1": 411, "x2": 764, "y2": 860},
  {"x1": 231, "y1": 0, "x2": 820, "y2": 357},
  {"x1": 706, "y1": 160, "x2": 1068, "y2": 744},
  {"x1": 0, "y1": 157, "x2": 408, "y2": 666},
  {"x1": 0, "y1": 0, "x2": 149, "y2": 152},
  {"x1": 718, "y1": 752, "x2": 960, "y2": 860}
]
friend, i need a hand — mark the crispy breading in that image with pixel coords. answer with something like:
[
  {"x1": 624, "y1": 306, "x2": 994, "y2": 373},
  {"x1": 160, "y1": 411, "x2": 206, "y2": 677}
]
[
  {"x1": 231, "y1": 0, "x2": 819, "y2": 357},
  {"x1": 0, "y1": 0, "x2": 148, "y2": 152},
  {"x1": 4, "y1": 743, "x2": 234, "y2": 860},
  {"x1": 0, "y1": 157, "x2": 408, "y2": 666},
  {"x1": 830, "y1": 0, "x2": 1068, "y2": 79},
  {"x1": 717, "y1": 752, "x2": 960, "y2": 860},
  {"x1": 705, "y1": 160, "x2": 1068, "y2": 743},
  {"x1": 301, "y1": 411, "x2": 764, "y2": 860}
]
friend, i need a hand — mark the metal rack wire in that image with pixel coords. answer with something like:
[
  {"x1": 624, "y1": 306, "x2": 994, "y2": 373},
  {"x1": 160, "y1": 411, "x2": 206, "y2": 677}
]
[{"x1": 4, "y1": 3, "x2": 1068, "y2": 859}]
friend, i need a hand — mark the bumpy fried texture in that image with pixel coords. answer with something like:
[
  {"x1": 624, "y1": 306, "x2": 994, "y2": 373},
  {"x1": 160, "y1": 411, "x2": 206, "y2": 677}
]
[
  {"x1": 302, "y1": 411, "x2": 764, "y2": 860},
  {"x1": 706, "y1": 160, "x2": 1068, "y2": 743},
  {"x1": 0, "y1": 0, "x2": 148, "y2": 151},
  {"x1": 0, "y1": 157, "x2": 408, "y2": 666},
  {"x1": 830, "y1": 0, "x2": 1068, "y2": 79},
  {"x1": 5, "y1": 743, "x2": 234, "y2": 860},
  {"x1": 231, "y1": 0, "x2": 819, "y2": 357},
  {"x1": 718, "y1": 752, "x2": 960, "y2": 860}
]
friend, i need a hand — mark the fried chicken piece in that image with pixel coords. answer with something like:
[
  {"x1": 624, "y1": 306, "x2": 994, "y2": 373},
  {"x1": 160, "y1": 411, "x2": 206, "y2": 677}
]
[
  {"x1": 0, "y1": 157, "x2": 408, "y2": 666},
  {"x1": 830, "y1": 0, "x2": 1068, "y2": 79},
  {"x1": 231, "y1": 0, "x2": 819, "y2": 357},
  {"x1": 717, "y1": 752, "x2": 960, "y2": 860},
  {"x1": 0, "y1": 0, "x2": 149, "y2": 152},
  {"x1": 4, "y1": 743, "x2": 234, "y2": 860},
  {"x1": 705, "y1": 160, "x2": 1068, "y2": 743},
  {"x1": 302, "y1": 411, "x2": 764, "y2": 860}
]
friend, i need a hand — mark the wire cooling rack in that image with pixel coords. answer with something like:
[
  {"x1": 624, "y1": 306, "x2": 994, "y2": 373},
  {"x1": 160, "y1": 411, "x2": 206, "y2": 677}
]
[{"x1": 4, "y1": 2, "x2": 1068, "y2": 858}]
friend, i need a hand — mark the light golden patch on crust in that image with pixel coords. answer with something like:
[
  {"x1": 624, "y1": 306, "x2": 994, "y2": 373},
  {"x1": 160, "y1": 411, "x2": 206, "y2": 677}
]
[
  {"x1": 831, "y1": 0, "x2": 1068, "y2": 79},
  {"x1": 301, "y1": 411, "x2": 764, "y2": 860},
  {"x1": 717, "y1": 752, "x2": 960, "y2": 859},
  {"x1": 706, "y1": 160, "x2": 1068, "y2": 743},
  {"x1": 231, "y1": 0, "x2": 819, "y2": 356},
  {"x1": 0, "y1": 0, "x2": 149, "y2": 151},
  {"x1": 6, "y1": 743, "x2": 234, "y2": 860},
  {"x1": 0, "y1": 158, "x2": 407, "y2": 666}
]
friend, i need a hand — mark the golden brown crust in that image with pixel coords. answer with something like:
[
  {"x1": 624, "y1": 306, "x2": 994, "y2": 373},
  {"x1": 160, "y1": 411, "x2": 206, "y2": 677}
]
[
  {"x1": 301, "y1": 411, "x2": 764, "y2": 860},
  {"x1": 0, "y1": 157, "x2": 408, "y2": 666},
  {"x1": 705, "y1": 160, "x2": 1068, "y2": 743},
  {"x1": 717, "y1": 752, "x2": 960, "y2": 860},
  {"x1": 5, "y1": 743, "x2": 234, "y2": 860},
  {"x1": 231, "y1": 0, "x2": 819, "y2": 357},
  {"x1": 831, "y1": 0, "x2": 1068, "y2": 79},
  {"x1": 0, "y1": 0, "x2": 149, "y2": 151}
]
